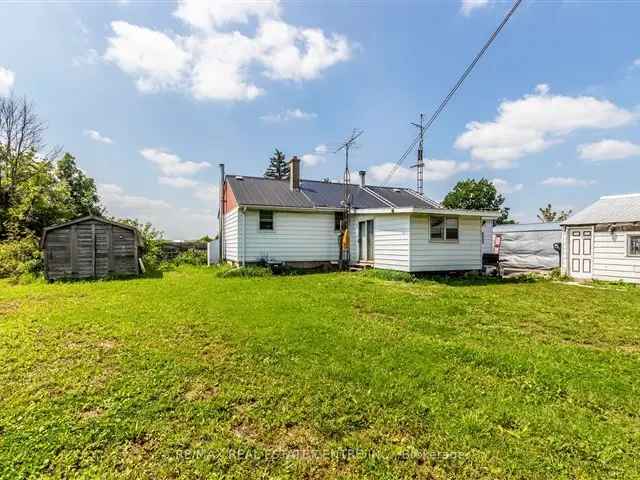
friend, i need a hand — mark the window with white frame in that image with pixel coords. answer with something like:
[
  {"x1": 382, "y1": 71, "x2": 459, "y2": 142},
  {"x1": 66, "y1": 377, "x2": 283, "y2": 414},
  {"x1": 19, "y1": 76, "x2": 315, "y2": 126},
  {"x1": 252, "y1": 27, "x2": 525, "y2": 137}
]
[
  {"x1": 628, "y1": 235, "x2": 640, "y2": 256},
  {"x1": 430, "y1": 216, "x2": 459, "y2": 241},
  {"x1": 259, "y1": 210, "x2": 274, "y2": 230}
]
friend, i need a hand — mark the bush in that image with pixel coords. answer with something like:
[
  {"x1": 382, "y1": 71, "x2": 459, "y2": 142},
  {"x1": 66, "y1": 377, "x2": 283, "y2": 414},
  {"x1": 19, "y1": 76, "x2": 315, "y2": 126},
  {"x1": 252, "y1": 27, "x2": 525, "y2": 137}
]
[
  {"x1": 216, "y1": 266, "x2": 272, "y2": 278},
  {"x1": 171, "y1": 248, "x2": 207, "y2": 267},
  {"x1": 360, "y1": 268, "x2": 416, "y2": 283},
  {"x1": 0, "y1": 236, "x2": 43, "y2": 279}
]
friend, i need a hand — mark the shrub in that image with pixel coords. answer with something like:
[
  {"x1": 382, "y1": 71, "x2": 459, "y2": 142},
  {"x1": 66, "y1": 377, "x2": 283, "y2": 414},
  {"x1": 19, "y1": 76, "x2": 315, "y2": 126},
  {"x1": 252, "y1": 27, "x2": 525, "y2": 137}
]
[
  {"x1": 360, "y1": 268, "x2": 416, "y2": 283},
  {"x1": 171, "y1": 248, "x2": 207, "y2": 267},
  {"x1": 216, "y1": 266, "x2": 272, "y2": 278},
  {"x1": 0, "y1": 236, "x2": 43, "y2": 279}
]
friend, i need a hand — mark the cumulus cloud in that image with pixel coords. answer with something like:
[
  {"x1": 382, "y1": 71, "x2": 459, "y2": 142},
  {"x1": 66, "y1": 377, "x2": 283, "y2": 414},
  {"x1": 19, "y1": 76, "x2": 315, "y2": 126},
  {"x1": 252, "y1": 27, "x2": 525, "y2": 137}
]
[
  {"x1": 158, "y1": 176, "x2": 198, "y2": 188},
  {"x1": 260, "y1": 108, "x2": 317, "y2": 122},
  {"x1": 105, "y1": 0, "x2": 352, "y2": 101},
  {"x1": 301, "y1": 144, "x2": 328, "y2": 167},
  {"x1": 141, "y1": 148, "x2": 210, "y2": 176},
  {"x1": 99, "y1": 183, "x2": 216, "y2": 239},
  {"x1": 0, "y1": 66, "x2": 15, "y2": 96},
  {"x1": 104, "y1": 21, "x2": 191, "y2": 93},
  {"x1": 83, "y1": 129, "x2": 113, "y2": 144},
  {"x1": 492, "y1": 178, "x2": 523, "y2": 194},
  {"x1": 461, "y1": 0, "x2": 491, "y2": 16},
  {"x1": 455, "y1": 84, "x2": 635, "y2": 168},
  {"x1": 540, "y1": 177, "x2": 596, "y2": 188},
  {"x1": 367, "y1": 159, "x2": 471, "y2": 185},
  {"x1": 578, "y1": 139, "x2": 640, "y2": 161}
]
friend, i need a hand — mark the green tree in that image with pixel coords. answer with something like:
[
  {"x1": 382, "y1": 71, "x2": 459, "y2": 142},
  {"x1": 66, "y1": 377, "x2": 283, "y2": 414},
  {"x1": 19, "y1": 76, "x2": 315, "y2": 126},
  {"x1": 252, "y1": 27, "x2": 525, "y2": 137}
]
[
  {"x1": 537, "y1": 204, "x2": 572, "y2": 223},
  {"x1": 442, "y1": 178, "x2": 514, "y2": 224},
  {"x1": 56, "y1": 153, "x2": 102, "y2": 217},
  {"x1": 264, "y1": 149, "x2": 289, "y2": 179},
  {"x1": 117, "y1": 218, "x2": 165, "y2": 270}
]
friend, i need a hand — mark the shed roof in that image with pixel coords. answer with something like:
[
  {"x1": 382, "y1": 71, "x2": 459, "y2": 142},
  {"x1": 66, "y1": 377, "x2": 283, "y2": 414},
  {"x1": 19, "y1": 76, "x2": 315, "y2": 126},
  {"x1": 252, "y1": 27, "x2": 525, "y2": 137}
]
[
  {"x1": 562, "y1": 194, "x2": 640, "y2": 225},
  {"x1": 225, "y1": 175, "x2": 443, "y2": 210},
  {"x1": 41, "y1": 216, "x2": 143, "y2": 248}
]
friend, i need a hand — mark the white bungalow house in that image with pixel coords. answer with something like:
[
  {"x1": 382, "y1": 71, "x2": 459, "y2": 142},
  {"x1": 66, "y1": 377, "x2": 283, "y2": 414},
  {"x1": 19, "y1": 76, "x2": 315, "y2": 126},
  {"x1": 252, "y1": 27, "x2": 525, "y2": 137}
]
[
  {"x1": 219, "y1": 158, "x2": 499, "y2": 272},
  {"x1": 561, "y1": 193, "x2": 640, "y2": 283}
]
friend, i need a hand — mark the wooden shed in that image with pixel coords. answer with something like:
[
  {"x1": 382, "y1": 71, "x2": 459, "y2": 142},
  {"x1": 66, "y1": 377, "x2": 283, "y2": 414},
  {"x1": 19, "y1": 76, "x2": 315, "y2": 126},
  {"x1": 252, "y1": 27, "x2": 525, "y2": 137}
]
[{"x1": 41, "y1": 216, "x2": 144, "y2": 281}]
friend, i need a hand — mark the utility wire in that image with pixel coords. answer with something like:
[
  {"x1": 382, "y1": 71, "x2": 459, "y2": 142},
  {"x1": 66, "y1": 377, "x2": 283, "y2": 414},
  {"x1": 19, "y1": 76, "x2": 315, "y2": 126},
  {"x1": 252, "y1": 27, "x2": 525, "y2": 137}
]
[{"x1": 381, "y1": 0, "x2": 524, "y2": 186}]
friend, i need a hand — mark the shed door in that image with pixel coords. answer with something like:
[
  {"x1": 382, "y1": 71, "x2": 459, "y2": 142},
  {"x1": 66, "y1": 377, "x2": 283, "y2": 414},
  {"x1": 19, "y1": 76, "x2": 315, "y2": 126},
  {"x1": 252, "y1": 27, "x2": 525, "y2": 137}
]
[{"x1": 568, "y1": 228, "x2": 593, "y2": 280}]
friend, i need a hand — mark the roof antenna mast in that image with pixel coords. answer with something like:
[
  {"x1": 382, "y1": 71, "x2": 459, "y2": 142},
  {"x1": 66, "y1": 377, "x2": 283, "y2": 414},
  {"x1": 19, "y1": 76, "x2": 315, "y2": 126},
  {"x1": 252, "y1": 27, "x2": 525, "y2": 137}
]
[
  {"x1": 335, "y1": 128, "x2": 364, "y2": 269},
  {"x1": 410, "y1": 113, "x2": 425, "y2": 196}
]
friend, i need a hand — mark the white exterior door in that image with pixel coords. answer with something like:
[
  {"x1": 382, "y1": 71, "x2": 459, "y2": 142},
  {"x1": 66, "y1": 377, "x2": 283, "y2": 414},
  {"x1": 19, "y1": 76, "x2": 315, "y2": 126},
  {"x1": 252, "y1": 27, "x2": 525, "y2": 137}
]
[{"x1": 568, "y1": 228, "x2": 593, "y2": 279}]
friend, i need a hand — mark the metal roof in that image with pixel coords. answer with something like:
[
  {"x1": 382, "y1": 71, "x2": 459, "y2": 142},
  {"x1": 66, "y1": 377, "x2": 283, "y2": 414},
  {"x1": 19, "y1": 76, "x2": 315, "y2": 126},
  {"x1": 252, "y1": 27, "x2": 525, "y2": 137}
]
[
  {"x1": 366, "y1": 186, "x2": 442, "y2": 209},
  {"x1": 562, "y1": 193, "x2": 640, "y2": 225},
  {"x1": 300, "y1": 180, "x2": 388, "y2": 209},
  {"x1": 493, "y1": 222, "x2": 561, "y2": 233},
  {"x1": 226, "y1": 176, "x2": 314, "y2": 208},
  {"x1": 226, "y1": 175, "x2": 444, "y2": 210}
]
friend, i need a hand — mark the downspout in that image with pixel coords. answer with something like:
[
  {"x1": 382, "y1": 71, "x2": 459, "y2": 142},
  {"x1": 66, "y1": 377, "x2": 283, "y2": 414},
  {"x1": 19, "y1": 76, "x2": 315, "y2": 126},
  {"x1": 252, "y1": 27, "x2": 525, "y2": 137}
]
[
  {"x1": 242, "y1": 207, "x2": 247, "y2": 267},
  {"x1": 218, "y1": 163, "x2": 225, "y2": 263}
]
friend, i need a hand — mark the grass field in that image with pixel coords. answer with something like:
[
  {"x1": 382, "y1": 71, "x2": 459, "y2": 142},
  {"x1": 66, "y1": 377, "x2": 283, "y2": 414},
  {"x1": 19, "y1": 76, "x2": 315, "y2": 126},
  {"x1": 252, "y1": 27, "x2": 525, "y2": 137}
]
[{"x1": 1, "y1": 268, "x2": 639, "y2": 479}]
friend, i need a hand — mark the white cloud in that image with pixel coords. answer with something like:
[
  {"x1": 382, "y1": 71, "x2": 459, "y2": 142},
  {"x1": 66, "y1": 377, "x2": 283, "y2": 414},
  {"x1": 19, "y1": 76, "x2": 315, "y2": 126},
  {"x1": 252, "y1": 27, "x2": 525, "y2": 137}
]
[
  {"x1": 301, "y1": 144, "x2": 329, "y2": 167},
  {"x1": 455, "y1": 84, "x2": 636, "y2": 168},
  {"x1": 492, "y1": 178, "x2": 523, "y2": 194},
  {"x1": 99, "y1": 183, "x2": 216, "y2": 240},
  {"x1": 540, "y1": 177, "x2": 596, "y2": 188},
  {"x1": 104, "y1": 21, "x2": 191, "y2": 93},
  {"x1": 105, "y1": 1, "x2": 352, "y2": 101},
  {"x1": 73, "y1": 49, "x2": 100, "y2": 67},
  {"x1": 260, "y1": 108, "x2": 317, "y2": 122},
  {"x1": 633, "y1": 58, "x2": 640, "y2": 68},
  {"x1": 368, "y1": 159, "x2": 471, "y2": 185},
  {"x1": 461, "y1": 0, "x2": 490, "y2": 16},
  {"x1": 158, "y1": 176, "x2": 198, "y2": 188},
  {"x1": 141, "y1": 148, "x2": 210, "y2": 176},
  {"x1": 174, "y1": 0, "x2": 280, "y2": 31},
  {"x1": 0, "y1": 67, "x2": 15, "y2": 96},
  {"x1": 83, "y1": 129, "x2": 113, "y2": 144},
  {"x1": 193, "y1": 184, "x2": 219, "y2": 202},
  {"x1": 578, "y1": 139, "x2": 640, "y2": 161}
]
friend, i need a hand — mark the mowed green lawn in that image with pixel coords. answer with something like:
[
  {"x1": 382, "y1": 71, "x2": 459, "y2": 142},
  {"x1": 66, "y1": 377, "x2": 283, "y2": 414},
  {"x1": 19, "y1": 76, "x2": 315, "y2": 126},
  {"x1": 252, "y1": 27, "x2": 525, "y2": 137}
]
[{"x1": 1, "y1": 268, "x2": 639, "y2": 479}]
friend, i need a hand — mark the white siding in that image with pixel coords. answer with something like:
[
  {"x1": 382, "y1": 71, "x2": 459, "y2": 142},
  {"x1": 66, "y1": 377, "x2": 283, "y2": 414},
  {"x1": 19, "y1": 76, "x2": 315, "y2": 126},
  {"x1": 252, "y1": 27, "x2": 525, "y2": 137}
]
[
  {"x1": 592, "y1": 230, "x2": 640, "y2": 283},
  {"x1": 410, "y1": 215, "x2": 482, "y2": 272},
  {"x1": 223, "y1": 209, "x2": 239, "y2": 262},
  {"x1": 560, "y1": 228, "x2": 569, "y2": 276},
  {"x1": 482, "y1": 220, "x2": 494, "y2": 254},
  {"x1": 240, "y1": 209, "x2": 340, "y2": 262},
  {"x1": 351, "y1": 214, "x2": 411, "y2": 271}
]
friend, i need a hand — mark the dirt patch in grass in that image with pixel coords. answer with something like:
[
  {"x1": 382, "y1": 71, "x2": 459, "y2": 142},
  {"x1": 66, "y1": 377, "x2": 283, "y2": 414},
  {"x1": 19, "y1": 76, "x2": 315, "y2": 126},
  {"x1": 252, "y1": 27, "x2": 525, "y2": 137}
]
[
  {"x1": 0, "y1": 301, "x2": 20, "y2": 316},
  {"x1": 78, "y1": 408, "x2": 104, "y2": 420},
  {"x1": 184, "y1": 382, "x2": 219, "y2": 401},
  {"x1": 98, "y1": 339, "x2": 118, "y2": 350}
]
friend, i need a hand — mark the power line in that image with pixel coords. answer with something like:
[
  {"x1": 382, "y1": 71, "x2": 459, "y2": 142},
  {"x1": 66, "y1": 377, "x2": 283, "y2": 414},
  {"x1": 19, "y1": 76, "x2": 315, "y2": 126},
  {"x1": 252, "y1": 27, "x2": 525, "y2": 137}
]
[{"x1": 381, "y1": 0, "x2": 524, "y2": 186}]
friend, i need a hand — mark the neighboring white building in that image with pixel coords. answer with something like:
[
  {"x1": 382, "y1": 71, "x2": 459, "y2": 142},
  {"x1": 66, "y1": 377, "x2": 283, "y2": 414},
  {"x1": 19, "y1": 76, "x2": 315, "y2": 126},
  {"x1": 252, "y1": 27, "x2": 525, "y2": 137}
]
[
  {"x1": 561, "y1": 194, "x2": 640, "y2": 283},
  {"x1": 219, "y1": 158, "x2": 499, "y2": 272}
]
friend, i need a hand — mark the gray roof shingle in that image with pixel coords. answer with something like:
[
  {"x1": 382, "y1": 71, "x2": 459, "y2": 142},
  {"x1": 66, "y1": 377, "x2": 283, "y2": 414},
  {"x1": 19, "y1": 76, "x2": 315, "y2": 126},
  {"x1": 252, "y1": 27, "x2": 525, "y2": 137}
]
[{"x1": 563, "y1": 194, "x2": 640, "y2": 225}]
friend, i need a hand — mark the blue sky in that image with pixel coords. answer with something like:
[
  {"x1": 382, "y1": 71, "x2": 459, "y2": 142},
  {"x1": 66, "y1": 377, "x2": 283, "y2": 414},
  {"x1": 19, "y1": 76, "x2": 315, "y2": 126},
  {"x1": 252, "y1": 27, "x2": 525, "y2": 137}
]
[{"x1": 1, "y1": 0, "x2": 639, "y2": 238}]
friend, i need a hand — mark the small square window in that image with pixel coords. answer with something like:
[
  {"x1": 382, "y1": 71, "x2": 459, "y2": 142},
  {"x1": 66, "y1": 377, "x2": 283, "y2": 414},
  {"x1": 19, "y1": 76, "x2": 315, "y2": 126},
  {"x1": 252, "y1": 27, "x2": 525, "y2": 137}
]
[
  {"x1": 259, "y1": 210, "x2": 274, "y2": 230},
  {"x1": 628, "y1": 235, "x2": 640, "y2": 256},
  {"x1": 430, "y1": 217, "x2": 443, "y2": 240}
]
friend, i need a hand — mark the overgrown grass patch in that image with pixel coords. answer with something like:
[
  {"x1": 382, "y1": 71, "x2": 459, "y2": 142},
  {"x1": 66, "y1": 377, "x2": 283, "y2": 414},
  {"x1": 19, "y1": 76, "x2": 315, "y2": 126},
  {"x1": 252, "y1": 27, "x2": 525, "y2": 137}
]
[{"x1": 0, "y1": 266, "x2": 639, "y2": 478}]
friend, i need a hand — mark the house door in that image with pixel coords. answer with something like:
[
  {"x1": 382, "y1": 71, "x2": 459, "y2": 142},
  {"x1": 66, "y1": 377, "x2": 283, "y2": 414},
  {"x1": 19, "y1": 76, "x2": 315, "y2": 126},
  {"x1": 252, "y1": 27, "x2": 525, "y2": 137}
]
[
  {"x1": 358, "y1": 220, "x2": 374, "y2": 262},
  {"x1": 568, "y1": 228, "x2": 593, "y2": 279}
]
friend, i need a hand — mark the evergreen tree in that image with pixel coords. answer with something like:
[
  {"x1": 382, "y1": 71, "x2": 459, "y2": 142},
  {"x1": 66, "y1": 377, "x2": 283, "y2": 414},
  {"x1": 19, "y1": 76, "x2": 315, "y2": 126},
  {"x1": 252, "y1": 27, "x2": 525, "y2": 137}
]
[{"x1": 264, "y1": 149, "x2": 289, "y2": 179}]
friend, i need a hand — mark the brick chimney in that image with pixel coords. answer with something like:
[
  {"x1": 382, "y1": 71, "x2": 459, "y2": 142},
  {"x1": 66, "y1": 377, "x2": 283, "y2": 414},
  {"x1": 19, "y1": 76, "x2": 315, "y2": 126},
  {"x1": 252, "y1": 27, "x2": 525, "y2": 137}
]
[
  {"x1": 359, "y1": 170, "x2": 366, "y2": 187},
  {"x1": 289, "y1": 156, "x2": 301, "y2": 191}
]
